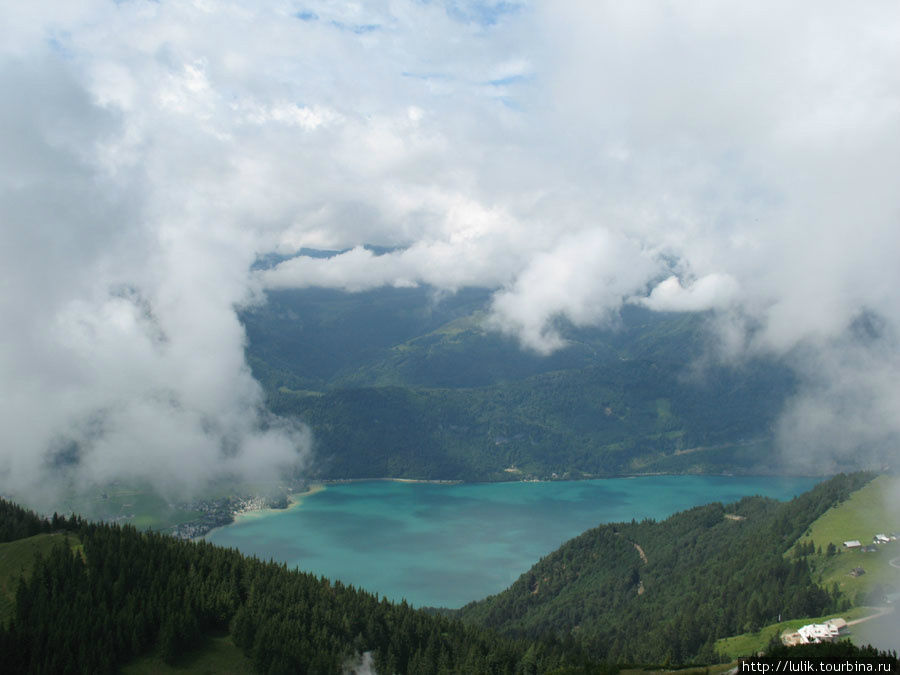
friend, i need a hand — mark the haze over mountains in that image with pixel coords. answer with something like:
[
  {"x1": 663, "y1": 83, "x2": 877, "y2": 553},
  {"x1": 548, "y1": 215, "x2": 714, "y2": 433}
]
[
  {"x1": 244, "y1": 275, "x2": 802, "y2": 480},
  {"x1": 3, "y1": 4, "x2": 900, "y2": 671},
  {"x1": 2, "y1": 1, "x2": 900, "y2": 508}
]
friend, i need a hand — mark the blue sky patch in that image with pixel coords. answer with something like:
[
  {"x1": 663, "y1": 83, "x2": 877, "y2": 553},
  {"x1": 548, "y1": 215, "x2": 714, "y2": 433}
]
[
  {"x1": 330, "y1": 20, "x2": 380, "y2": 34},
  {"x1": 422, "y1": 0, "x2": 523, "y2": 27}
]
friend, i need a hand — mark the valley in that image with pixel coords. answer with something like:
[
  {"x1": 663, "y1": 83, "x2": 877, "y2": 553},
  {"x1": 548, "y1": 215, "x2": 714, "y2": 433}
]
[
  {"x1": 5, "y1": 3, "x2": 899, "y2": 672},
  {"x1": 244, "y1": 281, "x2": 803, "y2": 482},
  {"x1": 3, "y1": 472, "x2": 898, "y2": 673},
  {"x1": 4, "y1": 280, "x2": 896, "y2": 671}
]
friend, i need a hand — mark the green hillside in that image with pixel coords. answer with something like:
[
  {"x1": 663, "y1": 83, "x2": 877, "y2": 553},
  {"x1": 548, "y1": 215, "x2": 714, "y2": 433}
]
[
  {"x1": 710, "y1": 477, "x2": 900, "y2": 659},
  {"x1": 0, "y1": 497, "x2": 591, "y2": 674},
  {"x1": 790, "y1": 475, "x2": 900, "y2": 604},
  {"x1": 0, "y1": 533, "x2": 81, "y2": 626},
  {"x1": 245, "y1": 283, "x2": 798, "y2": 481},
  {"x1": 713, "y1": 607, "x2": 873, "y2": 660},
  {"x1": 457, "y1": 473, "x2": 873, "y2": 664},
  {"x1": 3, "y1": 476, "x2": 895, "y2": 672}
]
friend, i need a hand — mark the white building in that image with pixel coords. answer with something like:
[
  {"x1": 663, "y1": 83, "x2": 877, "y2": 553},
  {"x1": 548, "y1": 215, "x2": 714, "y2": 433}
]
[{"x1": 796, "y1": 619, "x2": 848, "y2": 644}]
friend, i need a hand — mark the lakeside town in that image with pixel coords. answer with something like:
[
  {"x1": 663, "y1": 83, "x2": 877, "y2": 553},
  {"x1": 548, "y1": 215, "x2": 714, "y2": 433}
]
[{"x1": 167, "y1": 491, "x2": 293, "y2": 540}]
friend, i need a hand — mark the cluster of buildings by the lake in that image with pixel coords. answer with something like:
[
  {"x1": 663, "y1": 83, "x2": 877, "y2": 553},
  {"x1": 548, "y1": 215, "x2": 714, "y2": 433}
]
[
  {"x1": 782, "y1": 529, "x2": 898, "y2": 647},
  {"x1": 782, "y1": 618, "x2": 850, "y2": 646},
  {"x1": 169, "y1": 492, "x2": 291, "y2": 540}
]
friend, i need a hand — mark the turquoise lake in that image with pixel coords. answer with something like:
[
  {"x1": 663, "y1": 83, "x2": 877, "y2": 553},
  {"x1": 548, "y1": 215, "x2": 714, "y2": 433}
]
[{"x1": 206, "y1": 475, "x2": 821, "y2": 608}]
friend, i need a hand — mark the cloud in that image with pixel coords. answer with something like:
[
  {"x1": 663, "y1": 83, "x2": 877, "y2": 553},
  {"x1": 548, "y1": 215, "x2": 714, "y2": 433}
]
[
  {"x1": 0, "y1": 11, "x2": 317, "y2": 501},
  {"x1": 776, "y1": 323, "x2": 900, "y2": 474},
  {"x1": 641, "y1": 274, "x2": 739, "y2": 313},
  {"x1": 343, "y1": 651, "x2": 378, "y2": 675},
  {"x1": 488, "y1": 229, "x2": 658, "y2": 353},
  {"x1": 1, "y1": 0, "x2": 899, "y2": 501}
]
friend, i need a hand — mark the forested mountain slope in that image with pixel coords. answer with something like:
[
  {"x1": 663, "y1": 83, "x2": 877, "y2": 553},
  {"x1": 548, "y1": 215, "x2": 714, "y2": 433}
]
[
  {"x1": 0, "y1": 498, "x2": 592, "y2": 675},
  {"x1": 243, "y1": 280, "x2": 797, "y2": 480},
  {"x1": 0, "y1": 475, "x2": 884, "y2": 672},
  {"x1": 458, "y1": 472, "x2": 874, "y2": 664}
]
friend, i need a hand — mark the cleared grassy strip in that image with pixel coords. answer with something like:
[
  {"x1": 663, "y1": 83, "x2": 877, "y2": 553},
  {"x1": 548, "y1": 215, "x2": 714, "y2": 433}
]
[
  {"x1": 0, "y1": 532, "x2": 81, "y2": 625},
  {"x1": 121, "y1": 634, "x2": 255, "y2": 675},
  {"x1": 715, "y1": 607, "x2": 875, "y2": 660},
  {"x1": 794, "y1": 475, "x2": 900, "y2": 550},
  {"x1": 792, "y1": 475, "x2": 900, "y2": 603}
]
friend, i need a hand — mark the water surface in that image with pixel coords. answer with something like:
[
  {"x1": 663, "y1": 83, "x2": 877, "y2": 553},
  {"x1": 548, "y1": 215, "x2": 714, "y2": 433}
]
[{"x1": 207, "y1": 475, "x2": 819, "y2": 608}]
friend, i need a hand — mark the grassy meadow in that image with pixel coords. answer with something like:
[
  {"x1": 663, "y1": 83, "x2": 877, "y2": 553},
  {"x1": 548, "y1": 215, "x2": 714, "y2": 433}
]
[
  {"x1": 0, "y1": 532, "x2": 82, "y2": 625},
  {"x1": 714, "y1": 607, "x2": 875, "y2": 661},
  {"x1": 792, "y1": 475, "x2": 900, "y2": 604},
  {"x1": 717, "y1": 474, "x2": 900, "y2": 659}
]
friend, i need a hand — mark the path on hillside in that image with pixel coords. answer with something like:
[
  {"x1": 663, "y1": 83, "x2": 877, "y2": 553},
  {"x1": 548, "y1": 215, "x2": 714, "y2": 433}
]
[
  {"x1": 633, "y1": 543, "x2": 648, "y2": 564},
  {"x1": 889, "y1": 556, "x2": 900, "y2": 569},
  {"x1": 847, "y1": 606, "x2": 894, "y2": 626}
]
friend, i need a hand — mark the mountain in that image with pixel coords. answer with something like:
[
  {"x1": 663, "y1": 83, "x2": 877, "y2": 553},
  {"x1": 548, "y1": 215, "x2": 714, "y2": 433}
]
[
  {"x1": 456, "y1": 472, "x2": 874, "y2": 664},
  {"x1": 242, "y1": 280, "x2": 797, "y2": 480},
  {"x1": 1, "y1": 474, "x2": 889, "y2": 673},
  {"x1": 0, "y1": 497, "x2": 592, "y2": 675}
]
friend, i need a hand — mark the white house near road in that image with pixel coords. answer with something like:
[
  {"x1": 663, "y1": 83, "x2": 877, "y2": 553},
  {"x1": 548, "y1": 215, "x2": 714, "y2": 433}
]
[{"x1": 796, "y1": 619, "x2": 848, "y2": 644}]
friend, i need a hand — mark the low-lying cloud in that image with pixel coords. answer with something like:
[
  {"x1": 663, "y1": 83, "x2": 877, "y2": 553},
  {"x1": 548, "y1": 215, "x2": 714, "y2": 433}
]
[{"x1": 2, "y1": 1, "x2": 899, "y2": 502}]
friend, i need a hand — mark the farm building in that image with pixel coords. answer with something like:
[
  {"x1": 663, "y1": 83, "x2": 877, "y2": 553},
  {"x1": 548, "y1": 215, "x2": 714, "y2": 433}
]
[{"x1": 795, "y1": 618, "x2": 849, "y2": 644}]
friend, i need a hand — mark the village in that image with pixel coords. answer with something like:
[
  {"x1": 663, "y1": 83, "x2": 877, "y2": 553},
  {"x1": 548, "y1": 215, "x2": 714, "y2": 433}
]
[{"x1": 169, "y1": 492, "x2": 290, "y2": 540}]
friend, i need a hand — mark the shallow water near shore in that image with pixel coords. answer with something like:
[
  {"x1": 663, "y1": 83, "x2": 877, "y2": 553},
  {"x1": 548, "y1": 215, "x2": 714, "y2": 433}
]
[{"x1": 206, "y1": 475, "x2": 820, "y2": 608}]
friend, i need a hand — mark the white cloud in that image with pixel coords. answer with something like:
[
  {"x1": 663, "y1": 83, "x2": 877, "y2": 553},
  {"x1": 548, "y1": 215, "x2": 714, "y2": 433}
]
[
  {"x1": 488, "y1": 229, "x2": 658, "y2": 353},
  {"x1": 1, "y1": 0, "x2": 900, "y2": 499},
  {"x1": 641, "y1": 274, "x2": 739, "y2": 313}
]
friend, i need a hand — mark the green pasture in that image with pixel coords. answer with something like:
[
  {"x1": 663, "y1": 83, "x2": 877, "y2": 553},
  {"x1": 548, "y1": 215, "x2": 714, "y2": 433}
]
[
  {"x1": 792, "y1": 475, "x2": 900, "y2": 602},
  {"x1": 0, "y1": 532, "x2": 81, "y2": 625},
  {"x1": 715, "y1": 607, "x2": 874, "y2": 660},
  {"x1": 718, "y1": 475, "x2": 900, "y2": 660}
]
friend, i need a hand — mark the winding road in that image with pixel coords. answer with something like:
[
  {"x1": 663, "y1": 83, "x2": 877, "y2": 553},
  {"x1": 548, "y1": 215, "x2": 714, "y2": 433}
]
[{"x1": 890, "y1": 556, "x2": 900, "y2": 569}]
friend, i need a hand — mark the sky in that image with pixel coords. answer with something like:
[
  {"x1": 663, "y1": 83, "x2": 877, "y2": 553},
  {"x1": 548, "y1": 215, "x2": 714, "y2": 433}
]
[{"x1": 1, "y1": 0, "x2": 899, "y2": 501}]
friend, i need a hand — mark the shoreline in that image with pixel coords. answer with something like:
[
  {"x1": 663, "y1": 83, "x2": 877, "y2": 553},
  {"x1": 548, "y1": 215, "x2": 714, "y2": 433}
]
[
  {"x1": 316, "y1": 472, "x2": 827, "y2": 486},
  {"x1": 191, "y1": 473, "x2": 829, "y2": 541},
  {"x1": 234, "y1": 483, "x2": 327, "y2": 523},
  {"x1": 196, "y1": 483, "x2": 326, "y2": 541},
  {"x1": 321, "y1": 477, "x2": 463, "y2": 485}
]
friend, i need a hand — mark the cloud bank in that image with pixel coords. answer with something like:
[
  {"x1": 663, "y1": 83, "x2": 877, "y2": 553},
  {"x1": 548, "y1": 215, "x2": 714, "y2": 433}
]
[{"x1": 1, "y1": 0, "x2": 899, "y2": 499}]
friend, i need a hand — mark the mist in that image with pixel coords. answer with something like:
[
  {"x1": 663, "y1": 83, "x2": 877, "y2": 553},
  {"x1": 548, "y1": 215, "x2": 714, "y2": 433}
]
[{"x1": 2, "y1": 1, "x2": 899, "y2": 504}]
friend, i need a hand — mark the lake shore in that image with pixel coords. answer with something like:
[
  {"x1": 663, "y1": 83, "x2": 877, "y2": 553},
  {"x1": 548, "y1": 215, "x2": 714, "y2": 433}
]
[
  {"x1": 322, "y1": 477, "x2": 463, "y2": 485},
  {"x1": 196, "y1": 473, "x2": 825, "y2": 542},
  {"x1": 195, "y1": 484, "x2": 327, "y2": 541},
  {"x1": 234, "y1": 483, "x2": 327, "y2": 523},
  {"x1": 204, "y1": 474, "x2": 823, "y2": 609}
]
